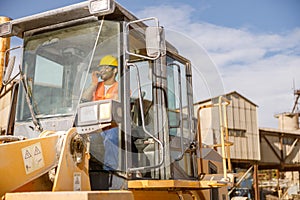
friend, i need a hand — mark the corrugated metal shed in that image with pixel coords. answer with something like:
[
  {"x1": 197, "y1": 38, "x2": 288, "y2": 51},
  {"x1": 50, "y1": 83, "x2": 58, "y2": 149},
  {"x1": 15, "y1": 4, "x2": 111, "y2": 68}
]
[{"x1": 194, "y1": 91, "x2": 260, "y2": 161}]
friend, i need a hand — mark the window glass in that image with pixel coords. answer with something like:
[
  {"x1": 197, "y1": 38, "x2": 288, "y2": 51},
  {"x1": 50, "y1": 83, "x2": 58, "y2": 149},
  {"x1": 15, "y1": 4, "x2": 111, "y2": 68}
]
[
  {"x1": 129, "y1": 61, "x2": 155, "y2": 172},
  {"x1": 34, "y1": 55, "x2": 63, "y2": 87},
  {"x1": 17, "y1": 20, "x2": 120, "y2": 121},
  {"x1": 167, "y1": 56, "x2": 192, "y2": 166},
  {"x1": 167, "y1": 57, "x2": 188, "y2": 137}
]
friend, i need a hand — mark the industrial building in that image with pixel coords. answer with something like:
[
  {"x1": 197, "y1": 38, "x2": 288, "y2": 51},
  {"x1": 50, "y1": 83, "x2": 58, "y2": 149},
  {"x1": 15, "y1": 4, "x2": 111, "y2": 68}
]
[
  {"x1": 194, "y1": 91, "x2": 260, "y2": 162},
  {"x1": 194, "y1": 91, "x2": 300, "y2": 199}
]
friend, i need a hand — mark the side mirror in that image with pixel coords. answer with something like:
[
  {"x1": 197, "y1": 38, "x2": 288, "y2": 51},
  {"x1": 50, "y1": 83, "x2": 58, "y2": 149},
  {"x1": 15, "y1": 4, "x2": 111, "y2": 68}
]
[
  {"x1": 145, "y1": 26, "x2": 166, "y2": 58},
  {"x1": 125, "y1": 17, "x2": 166, "y2": 60},
  {"x1": 2, "y1": 46, "x2": 22, "y2": 85},
  {"x1": 3, "y1": 56, "x2": 15, "y2": 84}
]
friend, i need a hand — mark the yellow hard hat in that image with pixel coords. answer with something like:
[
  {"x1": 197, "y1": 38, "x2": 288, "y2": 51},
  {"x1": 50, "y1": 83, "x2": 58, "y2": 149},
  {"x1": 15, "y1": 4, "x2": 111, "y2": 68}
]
[{"x1": 98, "y1": 55, "x2": 118, "y2": 67}]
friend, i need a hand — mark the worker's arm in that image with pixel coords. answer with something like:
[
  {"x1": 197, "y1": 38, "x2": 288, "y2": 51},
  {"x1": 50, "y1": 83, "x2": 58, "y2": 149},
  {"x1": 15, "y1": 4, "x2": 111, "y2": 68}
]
[{"x1": 81, "y1": 71, "x2": 99, "y2": 101}]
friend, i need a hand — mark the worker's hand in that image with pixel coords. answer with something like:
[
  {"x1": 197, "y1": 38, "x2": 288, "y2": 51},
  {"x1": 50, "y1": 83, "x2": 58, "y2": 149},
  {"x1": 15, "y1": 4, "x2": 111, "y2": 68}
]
[{"x1": 92, "y1": 71, "x2": 99, "y2": 86}]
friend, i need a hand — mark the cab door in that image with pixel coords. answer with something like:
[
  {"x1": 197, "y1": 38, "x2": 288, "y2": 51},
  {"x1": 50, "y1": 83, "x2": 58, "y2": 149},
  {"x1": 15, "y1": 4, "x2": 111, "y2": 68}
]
[{"x1": 166, "y1": 54, "x2": 196, "y2": 179}]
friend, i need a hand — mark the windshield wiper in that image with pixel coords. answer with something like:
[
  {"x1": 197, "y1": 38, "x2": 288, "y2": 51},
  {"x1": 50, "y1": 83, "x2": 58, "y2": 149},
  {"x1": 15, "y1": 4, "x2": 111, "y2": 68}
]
[{"x1": 19, "y1": 66, "x2": 43, "y2": 132}]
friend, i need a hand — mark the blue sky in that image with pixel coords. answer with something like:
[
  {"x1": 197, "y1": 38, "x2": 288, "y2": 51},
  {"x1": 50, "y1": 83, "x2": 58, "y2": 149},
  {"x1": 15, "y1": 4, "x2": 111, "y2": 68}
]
[
  {"x1": 1, "y1": 0, "x2": 299, "y2": 33},
  {"x1": 119, "y1": 0, "x2": 300, "y2": 33},
  {"x1": 1, "y1": 0, "x2": 300, "y2": 128}
]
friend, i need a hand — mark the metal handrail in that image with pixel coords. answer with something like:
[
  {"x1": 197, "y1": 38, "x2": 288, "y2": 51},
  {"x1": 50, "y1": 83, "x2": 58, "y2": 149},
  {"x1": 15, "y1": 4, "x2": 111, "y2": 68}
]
[
  {"x1": 126, "y1": 62, "x2": 164, "y2": 172},
  {"x1": 218, "y1": 96, "x2": 231, "y2": 179},
  {"x1": 196, "y1": 103, "x2": 214, "y2": 177},
  {"x1": 195, "y1": 96, "x2": 231, "y2": 180}
]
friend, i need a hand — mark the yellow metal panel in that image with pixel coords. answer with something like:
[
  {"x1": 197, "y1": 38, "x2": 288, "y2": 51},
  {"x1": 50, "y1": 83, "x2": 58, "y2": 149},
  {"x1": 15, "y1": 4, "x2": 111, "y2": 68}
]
[
  {"x1": 131, "y1": 189, "x2": 225, "y2": 200},
  {"x1": 0, "y1": 135, "x2": 59, "y2": 197},
  {"x1": 128, "y1": 179, "x2": 226, "y2": 190},
  {"x1": 14, "y1": 172, "x2": 53, "y2": 193},
  {"x1": 131, "y1": 190, "x2": 188, "y2": 200},
  {"x1": 129, "y1": 180, "x2": 200, "y2": 189},
  {"x1": 52, "y1": 128, "x2": 91, "y2": 191},
  {"x1": 5, "y1": 191, "x2": 134, "y2": 200}
]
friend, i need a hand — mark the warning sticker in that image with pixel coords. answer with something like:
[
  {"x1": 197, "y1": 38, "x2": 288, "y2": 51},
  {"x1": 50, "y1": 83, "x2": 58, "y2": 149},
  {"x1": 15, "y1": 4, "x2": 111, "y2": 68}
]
[
  {"x1": 21, "y1": 142, "x2": 45, "y2": 174},
  {"x1": 73, "y1": 172, "x2": 81, "y2": 191}
]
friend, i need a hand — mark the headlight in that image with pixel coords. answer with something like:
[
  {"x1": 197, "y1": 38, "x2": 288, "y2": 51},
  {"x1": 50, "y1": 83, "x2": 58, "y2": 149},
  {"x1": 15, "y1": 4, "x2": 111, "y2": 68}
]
[
  {"x1": 88, "y1": 0, "x2": 115, "y2": 16},
  {"x1": 77, "y1": 100, "x2": 121, "y2": 127},
  {"x1": 78, "y1": 104, "x2": 98, "y2": 125},
  {"x1": 0, "y1": 22, "x2": 12, "y2": 37},
  {"x1": 99, "y1": 102, "x2": 112, "y2": 122}
]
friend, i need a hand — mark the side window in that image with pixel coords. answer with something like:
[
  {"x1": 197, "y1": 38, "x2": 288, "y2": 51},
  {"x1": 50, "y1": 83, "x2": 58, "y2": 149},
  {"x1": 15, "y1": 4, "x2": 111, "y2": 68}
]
[
  {"x1": 167, "y1": 56, "x2": 194, "y2": 171},
  {"x1": 32, "y1": 55, "x2": 64, "y2": 115},
  {"x1": 129, "y1": 61, "x2": 155, "y2": 173},
  {"x1": 34, "y1": 55, "x2": 63, "y2": 87},
  {"x1": 130, "y1": 61, "x2": 153, "y2": 131},
  {"x1": 167, "y1": 57, "x2": 189, "y2": 138}
]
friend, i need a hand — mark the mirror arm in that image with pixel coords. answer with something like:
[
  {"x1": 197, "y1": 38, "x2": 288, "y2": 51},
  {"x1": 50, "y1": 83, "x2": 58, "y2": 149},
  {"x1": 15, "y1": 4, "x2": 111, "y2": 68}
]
[
  {"x1": 125, "y1": 17, "x2": 161, "y2": 60},
  {"x1": 2, "y1": 46, "x2": 22, "y2": 85}
]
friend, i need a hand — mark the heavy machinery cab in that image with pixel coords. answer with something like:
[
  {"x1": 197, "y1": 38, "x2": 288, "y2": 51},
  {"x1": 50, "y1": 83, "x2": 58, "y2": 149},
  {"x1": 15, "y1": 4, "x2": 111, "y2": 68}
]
[{"x1": 1, "y1": 0, "x2": 197, "y2": 182}]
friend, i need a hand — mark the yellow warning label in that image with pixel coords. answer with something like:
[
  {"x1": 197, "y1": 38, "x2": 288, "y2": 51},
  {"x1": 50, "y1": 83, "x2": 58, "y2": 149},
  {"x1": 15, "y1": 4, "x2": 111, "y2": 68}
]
[{"x1": 22, "y1": 142, "x2": 45, "y2": 174}]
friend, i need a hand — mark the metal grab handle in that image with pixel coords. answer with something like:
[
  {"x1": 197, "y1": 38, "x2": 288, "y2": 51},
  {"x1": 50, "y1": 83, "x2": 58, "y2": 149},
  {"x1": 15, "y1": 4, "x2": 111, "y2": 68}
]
[{"x1": 127, "y1": 62, "x2": 164, "y2": 172}]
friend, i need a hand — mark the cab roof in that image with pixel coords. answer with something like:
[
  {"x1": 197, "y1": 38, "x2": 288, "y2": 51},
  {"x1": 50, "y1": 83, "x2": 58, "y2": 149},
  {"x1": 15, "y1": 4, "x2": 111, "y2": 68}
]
[
  {"x1": 3, "y1": 0, "x2": 178, "y2": 54},
  {"x1": 5, "y1": 1, "x2": 138, "y2": 38}
]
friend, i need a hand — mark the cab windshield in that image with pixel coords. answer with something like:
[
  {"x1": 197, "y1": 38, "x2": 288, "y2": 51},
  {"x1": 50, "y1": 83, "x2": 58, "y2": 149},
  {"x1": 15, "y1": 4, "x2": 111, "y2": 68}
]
[{"x1": 16, "y1": 20, "x2": 120, "y2": 122}]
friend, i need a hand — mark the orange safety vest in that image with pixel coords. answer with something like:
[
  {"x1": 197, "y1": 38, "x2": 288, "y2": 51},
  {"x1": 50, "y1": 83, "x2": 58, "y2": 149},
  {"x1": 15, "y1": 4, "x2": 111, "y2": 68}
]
[{"x1": 93, "y1": 81, "x2": 118, "y2": 101}]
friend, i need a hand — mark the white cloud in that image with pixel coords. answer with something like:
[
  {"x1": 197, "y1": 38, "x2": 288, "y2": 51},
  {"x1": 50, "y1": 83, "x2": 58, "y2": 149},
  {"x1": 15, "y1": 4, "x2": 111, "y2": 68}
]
[
  {"x1": 137, "y1": 5, "x2": 300, "y2": 128},
  {"x1": 136, "y1": 5, "x2": 194, "y2": 28}
]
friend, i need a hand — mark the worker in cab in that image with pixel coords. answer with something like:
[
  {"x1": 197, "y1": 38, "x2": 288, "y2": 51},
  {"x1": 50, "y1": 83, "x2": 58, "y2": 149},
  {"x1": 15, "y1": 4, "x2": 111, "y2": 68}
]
[
  {"x1": 82, "y1": 55, "x2": 119, "y2": 101},
  {"x1": 82, "y1": 55, "x2": 120, "y2": 189}
]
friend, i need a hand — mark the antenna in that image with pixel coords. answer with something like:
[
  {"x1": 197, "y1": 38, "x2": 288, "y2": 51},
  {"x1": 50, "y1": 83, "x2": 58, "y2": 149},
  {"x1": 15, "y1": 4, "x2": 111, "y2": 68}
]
[{"x1": 292, "y1": 87, "x2": 300, "y2": 113}]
